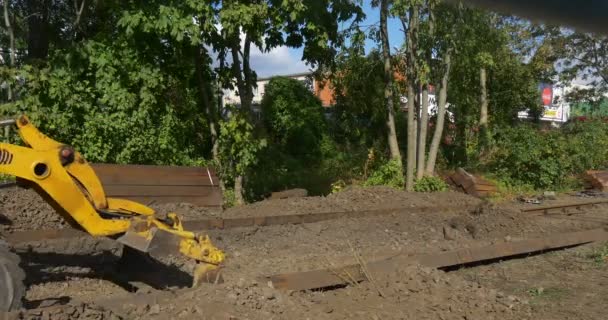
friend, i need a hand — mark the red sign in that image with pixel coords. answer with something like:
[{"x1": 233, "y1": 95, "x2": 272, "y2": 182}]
[{"x1": 542, "y1": 87, "x2": 552, "y2": 106}]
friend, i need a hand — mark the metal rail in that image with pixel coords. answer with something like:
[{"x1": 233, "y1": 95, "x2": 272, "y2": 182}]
[
  {"x1": 264, "y1": 228, "x2": 608, "y2": 291},
  {"x1": 521, "y1": 199, "x2": 608, "y2": 215},
  {"x1": 4, "y1": 204, "x2": 470, "y2": 244}
]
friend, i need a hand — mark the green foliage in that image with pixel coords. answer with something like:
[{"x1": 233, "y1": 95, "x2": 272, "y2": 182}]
[
  {"x1": 330, "y1": 50, "x2": 391, "y2": 147},
  {"x1": 588, "y1": 242, "x2": 608, "y2": 266},
  {"x1": 217, "y1": 108, "x2": 267, "y2": 180},
  {"x1": 223, "y1": 188, "x2": 236, "y2": 209},
  {"x1": 363, "y1": 159, "x2": 405, "y2": 189},
  {"x1": 3, "y1": 39, "x2": 207, "y2": 165},
  {"x1": 260, "y1": 76, "x2": 326, "y2": 161},
  {"x1": 245, "y1": 134, "x2": 365, "y2": 201},
  {"x1": 413, "y1": 176, "x2": 449, "y2": 192},
  {"x1": 486, "y1": 121, "x2": 608, "y2": 190},
  {"x1": 571, "y1": 99, "x2": 608, "y2": 118},
  {"x1": 331, "y1": 179, "x2": 347, "y2": 193}
]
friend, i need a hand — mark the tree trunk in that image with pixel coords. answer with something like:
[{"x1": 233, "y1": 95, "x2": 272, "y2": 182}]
[
  {"x1": 417, "y1": 84, "x2": 428, "y2": 179},
  {"x1": 234, "y1": 175, "x2": 245, "y2": 205},
  {"x1": 230, "y1": 34, "x2": 256, "y2": 205},
  {"x1": 405, "y1": 5, "x2": 420, "y2": 191},
  {"x1": 193, "y1": 46, "x2": 219, "y2": 160},
  {"x1": 380, "y1": 0, "x2": 401, "y2": 161},
  {"x1": 3, "y1": 0, "x2": 15, "y2": 101},
  {"x1": 417, "y1": 2, "x2": 434, "y2": 179},
  {"x1": 426, "y1": 51, "x2": 452, "y2": 175},
  {"x1": 479, "y1": 67, "x2": 488, "y2": 127},
  {"x1": 26, "y1": 0, "x2": 50, "y2": 61}
]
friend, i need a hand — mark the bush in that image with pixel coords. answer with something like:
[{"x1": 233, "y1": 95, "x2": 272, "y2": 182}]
[
  {"x1": 260, "y1": 76, "x2": 326, "y2": 162},
  {"x1": 5, "y1": 40, "x2": 209, "y2": 165},
  {"x1": 363, "y1": 159, "x2": 404, "y2": 189},
  {"x1": 413, "y1": 176, "x2": 449, "y2": 192},
  {"x1": 245, "y1": 135, "x2": 365, "y2": 201},
  {"x1": 486, "y1": 121, "x2": 608, "y2": 190}
]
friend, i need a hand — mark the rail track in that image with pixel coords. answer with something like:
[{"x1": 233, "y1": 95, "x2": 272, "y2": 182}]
[
  {"x1": 10, "y1": 227, "x2": 608, "y2": 318},
  {"x1": 521, "y1": 199, "x2": 608, "y2": 215},
  {"x1": 7, "y1": 196, "x2": 608, "y2": 244},
  {"x1": 4, "y1": 204, "x2": 471, "y2": 244}
]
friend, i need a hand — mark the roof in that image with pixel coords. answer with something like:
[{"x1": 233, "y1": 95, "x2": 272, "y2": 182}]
[{"x1": 257, "y1": 71, "x2": 314, "y2": 81}]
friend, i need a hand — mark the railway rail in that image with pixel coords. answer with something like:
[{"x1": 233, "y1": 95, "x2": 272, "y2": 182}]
[
  {"x1": 521, "y1": 199, "x2": 608, "y2": 215},
  {"x1": 9, "y1": 227, "x2": 608, "y2": 318},
  {"x1": 4, "y1": 204, "x2": 471, "y2": 244}
]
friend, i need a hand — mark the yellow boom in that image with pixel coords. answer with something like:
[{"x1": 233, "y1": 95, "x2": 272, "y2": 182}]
[{"x1": 0, "y1": 115, "x2": 224, "y2": 285}]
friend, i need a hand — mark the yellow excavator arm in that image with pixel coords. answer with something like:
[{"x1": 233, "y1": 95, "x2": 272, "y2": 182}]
[{"x1": 0, "y1": 115, "x2": 224, "y2": 284}]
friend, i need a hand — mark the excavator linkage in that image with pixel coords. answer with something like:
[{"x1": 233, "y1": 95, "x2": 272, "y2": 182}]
[{"x1": 0, "y1": 115, "x2": 225, "y2": 286}]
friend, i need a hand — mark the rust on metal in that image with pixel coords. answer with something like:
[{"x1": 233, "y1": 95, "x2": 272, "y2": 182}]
[
  {"x1": 90, "y1": 163, "x2": 222, "y2": 207},
  {"x1": 6, "y1": 205, "x2": 468, "y2": 244},
  {"x1": 521, "y1": 199, "x2": 608, "y2": 215},
  {"x1": 583, "y1": 170, "x2": 608, "y2": 191},
  {"x1": 265, "y1": 228, "x2": 608, "y2": 291},
  {"x1": 448, "y1": 168, "x2": 497, "y2": 198}
]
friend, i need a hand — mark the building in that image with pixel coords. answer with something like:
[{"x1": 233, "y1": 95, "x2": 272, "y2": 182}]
[
  {"x1": 221, "y1": 71, "x2": 335, "y2": 110},
  {"x1": 219, "y1": 70, "x2": 447, "y2": 120}
]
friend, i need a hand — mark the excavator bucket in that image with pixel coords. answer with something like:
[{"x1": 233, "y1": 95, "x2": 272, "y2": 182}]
[
  {"x1": 114, "y1": 214, "x2": 225, "y2": 287},
  {"x1": 116, "y1": 229, "x2": 225, "y2": 288}
]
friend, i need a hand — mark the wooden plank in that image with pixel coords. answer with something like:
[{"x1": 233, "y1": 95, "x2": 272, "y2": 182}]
[
  {"x1": 91, "y1": 163, "x2": 218, "y2": 176},
  {"x1": 475, "y1": 184, "x2": 498, "y2": 192},
  {"x1": 102, "y1": 185, "x2": 217, "y2": 197},
  {"x1": 92, "y1": 165, "x2": 218, "y2": 186},
  {"x1": 265, "y1": 228, "x2": 608, "y2": 291},
  {"x1": 97, "y1": 175, "x2": 215, "y2": 187},
  {"x1": 450, "y1": 171, "x2": 467, "y2": 186}
]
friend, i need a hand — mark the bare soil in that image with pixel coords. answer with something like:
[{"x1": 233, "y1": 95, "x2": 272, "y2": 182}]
[{"x1": 2, "y1": 186, "x2": 607, "y2": 319}]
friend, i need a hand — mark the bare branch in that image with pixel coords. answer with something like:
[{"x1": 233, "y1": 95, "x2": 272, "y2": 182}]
[{"x1": 73, "y1": 0, "x2": 86, "y2": 28}]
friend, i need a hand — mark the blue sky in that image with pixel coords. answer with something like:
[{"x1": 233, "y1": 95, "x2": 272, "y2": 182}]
[{"x1": 251, "y1": 1, "x2": 404, "y2": 77}]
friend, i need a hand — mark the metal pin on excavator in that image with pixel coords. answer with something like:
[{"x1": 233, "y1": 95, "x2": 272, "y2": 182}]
[{"x1": 0, "y1": 115, "x2": 225, "y2": 311}]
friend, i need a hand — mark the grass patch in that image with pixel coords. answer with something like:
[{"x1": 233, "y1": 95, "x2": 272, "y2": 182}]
[
  {"x1": 526, "y1": 287, "x2": 569, "y2": 300},
  {"x1": 587, "y1": 242, "x2": 608, "y2": 266}
]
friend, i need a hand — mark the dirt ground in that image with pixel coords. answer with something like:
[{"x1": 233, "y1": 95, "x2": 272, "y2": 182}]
[{"x1": 1, "y1": 185, "x2": 608, "y2": 319}]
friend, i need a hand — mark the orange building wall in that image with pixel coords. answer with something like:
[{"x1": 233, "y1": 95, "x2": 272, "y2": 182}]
[
  {"x1": 313, "y1": 79, "x2": 335, "y2": 107},
  {"x1": 312, "y1": 70, "x2": 406, "y2": 108}
]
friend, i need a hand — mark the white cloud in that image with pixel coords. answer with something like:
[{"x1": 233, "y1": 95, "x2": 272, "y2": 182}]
[
  {"x1": 249, "y1": 46, "x2": 311, "y2": 78},
  {"x1": 208, "y1": 25, "x2": 311, "y2": 78}
]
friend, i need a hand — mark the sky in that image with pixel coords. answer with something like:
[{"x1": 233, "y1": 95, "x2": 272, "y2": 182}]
[{"x1": 250, "y1": 1, "x2": 404, "y2": 78}]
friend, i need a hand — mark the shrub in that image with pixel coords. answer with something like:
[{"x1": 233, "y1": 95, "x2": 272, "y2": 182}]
[
  {"x1": 413, "y1": 176, "x2": 449, "y2": 192},
  {"x1": 223, "y1": 188, "x2": 236, "y2": 209},
  {"x1": 363, "y1": 159, "x2": 404, "y2": 189},
  {"x1": 486, "y1": 121, "x2": 608, "y2": 190},
  {"x1": 260, "y1": 76, "x2": 326, "y2": 162}
]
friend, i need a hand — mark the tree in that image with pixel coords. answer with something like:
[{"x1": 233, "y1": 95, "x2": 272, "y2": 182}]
[
  {"x1": 416, "y1": 0, "x2": 436, "y2": 179},
  {"x1": 260, "y1": 76, "x2": 326, "y2": 160},
  {"x1": 396, "y1": 1, "x2": 421, "y2": 190},
  {"x1": 330, "y1": 49, "x2": 390, "y2": 149},
  {"x1": 425, "y1": 1, "x2": 456, "y2": 176},
  {"x1": 214, "y1": 0, "x2": 363, "y2": 204},
  {"x1": 377, "y1": 0, "x2": 402, "y2": 162},
  {"x1": 557, "y1": 30, "x2": 608, "y2": 100}
]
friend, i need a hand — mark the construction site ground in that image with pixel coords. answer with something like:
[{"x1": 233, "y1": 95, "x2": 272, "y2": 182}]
[{"x1": 2, "y1": 185, "x2": 608, "y2": 319}]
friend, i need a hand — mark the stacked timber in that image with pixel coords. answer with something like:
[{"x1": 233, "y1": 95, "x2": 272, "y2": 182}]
[
  {"x1": 448, "y1": 168, "x2": 497, "y2": 198},
  {"x1": 91, "y1": 163, "x2": 222, "y2": 208},
  {"x1": 583, "y1": 170, "x2": 608, "y2": 191}
]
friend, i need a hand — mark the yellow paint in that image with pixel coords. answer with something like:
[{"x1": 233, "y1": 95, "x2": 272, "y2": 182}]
[
  {"x1": 106, "y1": 198, "x2": 155, "y2": 216},
  {"x1": 1, "y1": 115, "x2": 225, "y2": 268},
  {"x1": 16, "y1": 115, "x2": 108, "y2": 208}
]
